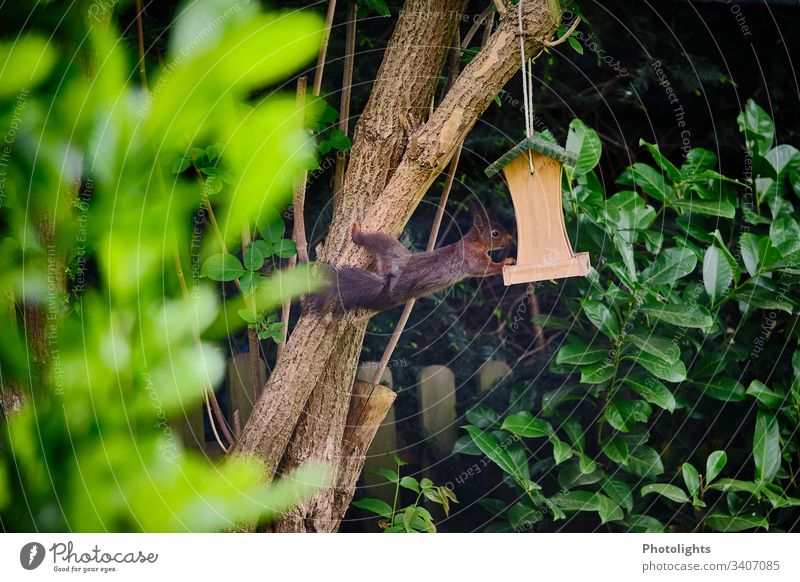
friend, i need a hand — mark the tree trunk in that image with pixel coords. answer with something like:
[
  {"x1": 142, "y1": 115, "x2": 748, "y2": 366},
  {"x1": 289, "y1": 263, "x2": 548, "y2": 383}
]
[{"x1": 236, "y1": 0, "x2": 557, "y2": 532}]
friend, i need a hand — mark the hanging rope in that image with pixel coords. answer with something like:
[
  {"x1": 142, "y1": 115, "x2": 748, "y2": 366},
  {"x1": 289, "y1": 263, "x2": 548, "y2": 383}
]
[{"x1": 517, "y1": 0, "x2": 534, "y2": 174}]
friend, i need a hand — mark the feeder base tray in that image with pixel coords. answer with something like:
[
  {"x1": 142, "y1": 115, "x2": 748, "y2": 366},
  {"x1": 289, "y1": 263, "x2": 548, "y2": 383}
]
[{"x1": 502, "y1": 252, "x2": 591, "y2": 285}]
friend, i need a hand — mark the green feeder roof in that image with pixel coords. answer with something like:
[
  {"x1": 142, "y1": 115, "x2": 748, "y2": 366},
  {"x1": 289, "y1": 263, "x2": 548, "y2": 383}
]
[{"x1": 485, "y1": 135, "x2": 578, "y2": 178}]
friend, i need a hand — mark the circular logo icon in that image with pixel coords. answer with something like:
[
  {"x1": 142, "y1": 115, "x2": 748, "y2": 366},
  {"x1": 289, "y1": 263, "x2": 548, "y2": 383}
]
[{"x1": 20, "y1": 542, "x2": 46, "y2": 570}]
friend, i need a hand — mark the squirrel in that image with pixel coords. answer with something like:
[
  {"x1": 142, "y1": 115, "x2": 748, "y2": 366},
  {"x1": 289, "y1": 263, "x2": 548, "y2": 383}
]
[{"x1": 308, "y1": 206, "x2": 515, "y2": 313}]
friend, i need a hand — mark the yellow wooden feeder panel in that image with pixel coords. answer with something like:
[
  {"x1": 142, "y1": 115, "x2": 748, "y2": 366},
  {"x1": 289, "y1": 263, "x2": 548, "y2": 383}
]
[{"x1": 485, "y1": 136, "x2": 590, "y2": 286}]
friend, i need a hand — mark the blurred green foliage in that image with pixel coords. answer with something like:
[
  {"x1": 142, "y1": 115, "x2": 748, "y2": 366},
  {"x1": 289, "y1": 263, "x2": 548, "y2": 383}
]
[
  {"x1": 0, "y1": 0, "x2": 329, "y2": 531},
  {"x1": 459, "y1": 102, "x2": 800, "y2": 532}
]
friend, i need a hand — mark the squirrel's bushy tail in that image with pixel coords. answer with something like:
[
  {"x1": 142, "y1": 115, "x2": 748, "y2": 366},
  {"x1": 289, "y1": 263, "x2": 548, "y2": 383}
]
[{"x1": 305, "y1": 265, "x2": 387, "y2": 313}]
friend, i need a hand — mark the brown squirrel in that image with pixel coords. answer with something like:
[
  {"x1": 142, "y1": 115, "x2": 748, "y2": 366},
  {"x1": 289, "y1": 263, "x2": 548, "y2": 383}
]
[{"x1": 309, "y1": 206, "x2": 515, "y2": 313}]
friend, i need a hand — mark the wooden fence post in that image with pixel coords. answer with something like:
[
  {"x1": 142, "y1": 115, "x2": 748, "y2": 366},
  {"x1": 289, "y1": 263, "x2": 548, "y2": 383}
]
[
  {"x1": 478, "y1": 360, "x2": 511, "y2": 392},
  {"x1": 418, "y1": 365, "x2": 457, "y2": 458},
  {"x1": 355, "y1": 363, "x2": 397, "y2": 506}
]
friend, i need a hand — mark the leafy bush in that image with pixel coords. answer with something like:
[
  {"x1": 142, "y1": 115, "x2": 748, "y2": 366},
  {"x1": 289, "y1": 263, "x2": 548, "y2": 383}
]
[
  {"x1": 0, "y1": 0, "x2": 327, "y2": 531},
  {"x1": 460, "y1": 100, "x2": 800, "y2": 532},
  {"x1": 353, "y1": 455, "x2": 457, "y2": 533}
]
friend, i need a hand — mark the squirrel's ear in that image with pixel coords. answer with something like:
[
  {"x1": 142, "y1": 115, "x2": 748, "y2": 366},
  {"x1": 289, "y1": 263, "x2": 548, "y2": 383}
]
[{"x1": 469, "y1": 202, "x2": 487, "y2": 232}]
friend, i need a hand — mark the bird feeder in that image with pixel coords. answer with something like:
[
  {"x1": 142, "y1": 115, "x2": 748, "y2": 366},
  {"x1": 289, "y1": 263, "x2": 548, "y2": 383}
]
[{"x1": 485, "y1": 135, "x2": 590, "y2": 286}]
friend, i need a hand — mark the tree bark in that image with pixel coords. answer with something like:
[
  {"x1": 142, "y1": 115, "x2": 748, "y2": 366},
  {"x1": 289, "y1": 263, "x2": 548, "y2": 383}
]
[{"x1": 236, "y1": 0, "x2": 557, "y2": 532}]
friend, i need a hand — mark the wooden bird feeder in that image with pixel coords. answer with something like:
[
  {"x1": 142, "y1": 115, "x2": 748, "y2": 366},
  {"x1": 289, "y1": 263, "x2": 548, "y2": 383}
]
[{"x1": 485, "y1": 135, "x2": 590, "y2": 286}]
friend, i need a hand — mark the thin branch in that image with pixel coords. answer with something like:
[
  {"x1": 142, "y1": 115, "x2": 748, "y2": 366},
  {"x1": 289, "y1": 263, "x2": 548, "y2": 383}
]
[
  {"x1": 242, "y1": 226, "x2": 263, "y2": 401},
  {"x1": 333, "y1": 1, "x2": 357, "y2": 199},
  {"x1": 542, "y1": 16, "x2": 581, "y2": 47},
  {"x1": 279, "y1": 76, "x2": 309, "y2": 359},
  {"x1": 173, "y1": 251, "x2": 235, "y2": 450},
  {"x1": 204, "y1": 394, "x2": 229, "y2": 452},
  {"x1": 135, "y1": 0, "x2": 148, "y2": 91},
  {"x1": 292, "y1": 77, "x2": 310, "y2": 264},
  {"x1": 313, "y1": 0, "x2": 338, "y2": 97},
  {"x1": 493, "y1": 0, "x2": 507, "y2": 17},
  {"x1": 461, "y1": 5, "x2": 493, "y2": 49}
]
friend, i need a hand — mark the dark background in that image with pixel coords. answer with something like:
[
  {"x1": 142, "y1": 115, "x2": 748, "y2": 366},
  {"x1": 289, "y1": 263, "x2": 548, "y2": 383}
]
[{"x1": 9, "y1": 0, "x2": 796, "y2": 531}]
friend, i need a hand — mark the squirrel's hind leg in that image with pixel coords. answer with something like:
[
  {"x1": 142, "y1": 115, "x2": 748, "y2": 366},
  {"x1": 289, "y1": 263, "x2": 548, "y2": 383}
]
[{"x1": 351, "y1": 223, "x2": 411, "y2": 280}]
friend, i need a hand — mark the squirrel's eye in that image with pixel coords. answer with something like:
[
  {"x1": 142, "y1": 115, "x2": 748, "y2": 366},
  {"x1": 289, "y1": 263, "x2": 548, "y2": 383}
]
[{"x1": 491, "y1": 230, "x2": 499, "y2": 237}]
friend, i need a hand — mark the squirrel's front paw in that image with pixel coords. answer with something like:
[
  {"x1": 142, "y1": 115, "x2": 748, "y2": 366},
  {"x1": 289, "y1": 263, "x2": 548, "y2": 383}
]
[{"x1": 502, "y1": 257, "x2": 516, "y2": 266}]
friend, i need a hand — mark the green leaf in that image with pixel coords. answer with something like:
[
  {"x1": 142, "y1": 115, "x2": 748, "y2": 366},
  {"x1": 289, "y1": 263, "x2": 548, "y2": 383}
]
[
  {"x1": 737, "y1": 99, "x2": 774, "y2": 154},
  {"x1": 682, "y1": 463, "x2": 700, "y2": 499},
  {"x1": 753, "y1": 411, "x2": 781, "y2": 485},
  {"x1": 257, "y1": 212, "x2": 286, "y2": 246},
  {"x1": 372, "y1": 468, "x2": 398, "y2": 483},
  {"x1": 466, "y1": 405, "x2": 499, "y2": 429},
  {"x1": 640, "y1": 483, "x2": 689, "y2": 504},
  {"x1": 696, "y1": 377, "x2": 745, "y2": 402},
  {"x1": 625, "y1": 332, "x2": 680, "y2": 365},
  {"x1": 362, "y1": 0, "x2": 391, "y2": 16},
  {"x1": 769, "y1": 216, "x2": 800, "y2": 258},
  {"x1": 705, "y1": 450, "x2": 727, "y2": 484},
  {"x1": 706, "y1": 512, "x2": 768, "y2": 532},
  {"x1": 739, "y1": 233, "x2": 761, "y2": 276},
  {"x1": 640, "y1": 303, "x2": 713, "y2": 328},
  {"x1": 735, "y1": 276, "x2": 794, "y2": 313},
  {"x1": 556, "y1": 341, "x2": 608, "y2": 366},
  {"x1": 464, "y1": 426, "x2": 521, "y2": 479},
  {"x1": 623, "y1": 445, "x2": 664, "y2": 478},
  {"x1": 273, "y1": 239, "x2": 298, "y2": 259},
  {"x1": 201, "y1": 253, "x2": 246, "y2": 282},
  {"x1": 319, "y1": 128, "x2": 352, "y2": 154},
  {"x1": 566, "y1": 119, "x2": 602, "y2": 177},
  {"x1": 568, "y1": 35, "x2": 584, "y2": 55},
  {"x1": 0, "y1": 37, "x2": 56, "y2": 98},
  {"x1": 203, "y1": 173, "x2": 223, "y2": 195},
  {"x1": 549, "y1": 437, "x2": 574, "y2": 465},
  {"x1": 578, "y1": 453, "x2": 597, "y2": 475},
  {"x1": 618, "y1": 163, "x2": 674, "y2": 202},
  {"x1": 639, "y1": 140, "x2": 682, "y2": 182},
  {"x1": 562, "y1": 419, "x2": 585, "y2": 453},
  {"x1": 626, "y1": 375, "x2": 676, "y2": 411},
  {"x1": 580, "y1": 361, "x2": 615, "y2": 384},
  {"x1": 402, "y1": 507, "x2": 417, "y2": 532},
  {"x1": 682, "y1": 148, "x2": 718, "y2": 176},
  {"x1": 625, "y1": 352, "x2": 687, "y2": 383},
  {"x1": 243, "y1": 240, "x2": 269, "y2": 270},
  {"x1": 745, "y1": 380, "x2": 784, "y2": 409},
  {"x1": 627, "y1": 514, "x2": 665, "y2": 533},
  {"x1": 602, "y1": 435, "x2": 630, "y2": 464},
  {"x1": 453, "y1": 434, "x2": 482, "y2": 456},
  {"x1": 764, "y1": 144, "x2": 799, "y2": 178},
  {"x1": 582, "y1": 300, "x2": 619, "y2": 339},
  {"x1": 501, "y1": 412, "x2": 552, "y2": 438},
  {"x1": 710, "y1": 229, "x2": 741, "y2": 284},
  {"x1": 598, "y1": 496, "x2": 623, "y2": 524},
  {"x1": 239, "y1": 271, "x2": 264, "y2": 295},
  {"x1": 600, "y1": 476, "x2": 633, "y2": 514},
  {"x1": 508, "y1": 502, "x2": 542, "y2": 529},
  {"x1": 352, "y1": 497, "x2": 393, "y2": 518},
  {"x1": 673, "y1": 197, "x2": 736, "y2": 219},
  {"x1": 707, "y1": 478, "x2": 759, "y2": 496},
  {"x1": 642, "y1": 248, "x2": 697, "y2": 287},
  {"x1": 703, "y1": 245, "x2": 733, "y2": 305},
  {"x1": 553, "y1": 490, "x2": 600, "y2": 512}
]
